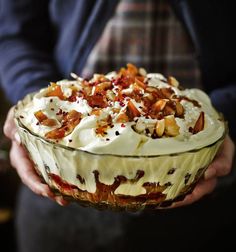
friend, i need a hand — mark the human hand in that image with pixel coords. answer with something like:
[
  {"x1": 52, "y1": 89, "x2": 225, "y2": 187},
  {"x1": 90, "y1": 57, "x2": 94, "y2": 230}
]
[
  {"x1": 3, "y1": 107, "x2": 68, "y2": 206},
  {"x1": 171, "y1": 134, "x2": 235, "y2": 208}
]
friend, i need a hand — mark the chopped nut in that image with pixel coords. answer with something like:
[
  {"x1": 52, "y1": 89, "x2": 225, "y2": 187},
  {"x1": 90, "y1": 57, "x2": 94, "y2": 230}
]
[
  {"x1": 191, "y1": 111, "x2": 205, "y2": 134},
  {"x1": 94, "y1": 81, "x2": 112, "y2": 93},
  {"x1": 163, "y1": 103, "x2": 175, "y2": 116},
  {"x1": 126, "y1": 100, "x2": 141, "y2": 120},
  {"x1": 161, "y1": 88, "x2": 174, "y2": 99},
  {"x1": 164, "y1": 115, "x2": 180, "y2": 137},
  {"x1": 135, "y1": 77, "x2": 146, "y2": 89},
  {"x1": 175, "y1": 101, "x2": 184, "y2": 117},
  {"x1": 45, "y1": 110, "x2": 82, "y2": 139},
  {"x1": 106, "y1": 90, "x2": 116, "y2": 101},
  {"x1": 34, "y1": 110, "x2": 57, "y2": 126},
  {"x1": 152, "y1": 99, "x2": 167, "y2": 113},
  {"x1": 41, "y1": 118, "x2": 57, "y2": 127},
  {"x1": 126, "y1": 63, "x2": 138, "y2": 75},
  {"x1": 139, "y1": 67, "x2": 147, "y2": 76},
  {"x1": 168, "y1": 76, "x2": 179, "y2": 87},
  {"x1": 45, "y1": 83, "x2": 64, "y2": 100},
  {"x1": 155, "y1": 119, "x2": 165, "y2": 137},
  {"x1": 93, "y1": 74, "x2": 109, "y2": 82},
  {"x1": 90, "y1": 109, "x2": 102, "y2": 116}
]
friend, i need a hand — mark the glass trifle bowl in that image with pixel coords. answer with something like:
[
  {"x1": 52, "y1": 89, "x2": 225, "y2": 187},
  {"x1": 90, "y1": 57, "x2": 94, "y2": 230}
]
[{"x1": 14, "y1": 64, "x2": 226, "y2": 211}]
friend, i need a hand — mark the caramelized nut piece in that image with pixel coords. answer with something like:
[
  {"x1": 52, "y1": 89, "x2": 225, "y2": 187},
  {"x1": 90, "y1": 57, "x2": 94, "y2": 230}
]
[
  {"x1": 175, "y1": 101, "x2": 184, "y2": 117},
  {"x1": 41, "y1": 119, "x2": 57, "y2": 127},
  {"x1": 135, "y1": 77, "x2": 146, "y2": 89},
  {"x1": 45, "y1": 83, "x2": 64, "y2": 100},
  {"x1": 106, "y1": 90, "x2": 116, "y2": 101},
  {"x1": 45, "y1": 110, "x2": 82, "y2": 139},
  {"x1": 168, "y1": 76, "x2": 179, "y2": 87},
  {"x1": 34, "y1": 110, "x2": 57, "y2": 127},
  {"x1": 161, "y1": 88, "x2": 174, "y2": 99},
  {"x1": 192, "y1": 111, "x2": 205, "y2": 134},
  {"x1": 90, "y1": 109, "x2": 102, "y2": 116},
  {"x1": 152, "y1": 99, "x2": 167, "y2": 113},
  {"x1": 94, "y1": 81, "x2": 112, "y2": 93},
  {"x1": 146, "y1": 87, "x2": 166, "y2": 99},
  {"x1": 34, "y1": 110, "x2": 48, "y2": 122},
  {"x1": 93, "y1": 74, "x2": 109, "y2": 82},
  {"x1": 139, "y1": 67, "x2": 147, "y2": 76},
  {"x1": 155, "y1": 119, "x2": 165, "y2": 137},
  {"x1": 126, "y1": 100, "x2": 141, "y2": 120},
  {"x1": 163, "y1": 103, "x2": 175, "y2": 116},
  {"x1": 164, "y1": 115, "x2": 180, "y2": 137},
  {"x1": 127, "y1": 63, "x2": 138, "y2": 75}
]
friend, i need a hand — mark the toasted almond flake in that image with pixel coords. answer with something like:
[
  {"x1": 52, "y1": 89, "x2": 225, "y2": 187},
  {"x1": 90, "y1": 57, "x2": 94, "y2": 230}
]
[
  {"x1": 161, "y1": 88, "x2": 174, "y2": 99},
  {"x1": 93, "y1": 74, "x2": 109, "y2": 82},
  {"x1": 106, "y1": 90, "x2": 116, "y2": 101},
  {"x1": 163, "y1": 103, "x2": 176, "y2": 116},
  {"x1": 155, "y1": 119, "x2": 165, "y2": 137},
  {"x1": 126, "y1": 100, "x2": 141, "y2": 120},
  {"x1": 135, "y1": 77, "x2": 146, "y2": 89},
  {"x1": 94, "y1": 81, "x2": 112, "y2": 93},
  {"x1": 192, "y1": 111, "x2": 205, "y2": 134},
  {"x1": 164, "y1": 115, "x2": 180, "y2": 137},
  {"x1": 175, "y1": 101, "x2": 184, "y2": 117},
  {"x1": 152, "y1": 99, "x2": 167, "y2": 113},
  {"x1": 127, "y1": 63, "x2": 138, "y2": 75},
  {"x1": 45, "y1": 84, "x2": 65, "y2": 100},
  {"x1": 41, "y1": 118, "x2": 58, "y2": 127},
  {"x1": 139, "y1": 67, "x2": 147, "y2": 76},
  {"x1": 70, "y1": 72, "x2": 79, "y2": 79},
  {"x1": 90, "y1": 109, "x2": 102, "y2": 116},
  {"x1": 168, "y1": 76, "x2": 179, "y2": 87},
  {"x1": 34, "y1": 110, "x2": 47, "y2": 122}
]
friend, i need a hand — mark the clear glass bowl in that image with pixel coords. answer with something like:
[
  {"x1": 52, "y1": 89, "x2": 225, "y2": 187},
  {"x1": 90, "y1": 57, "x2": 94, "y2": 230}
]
[{"x1": 14, "y1": 94, "x2": 226, "y2": 211}]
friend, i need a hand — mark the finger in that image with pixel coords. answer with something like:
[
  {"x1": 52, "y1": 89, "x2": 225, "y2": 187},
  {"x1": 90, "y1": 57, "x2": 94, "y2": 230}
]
[
  {"x1": 170, "y1": 178, "x2": 217, "y2": 208},
  {"x1": 10, "y1": 141, "x2": 54, "y2": 198},
  {"x1": 3, "y1": 107, "x2": 17, "y2": 141},
  {"x1": 54, "y1": 196, "x2": 69, "y2": 206},
  {"x1": 205, "y1": 135, "x2": 235, "y2": 179}
]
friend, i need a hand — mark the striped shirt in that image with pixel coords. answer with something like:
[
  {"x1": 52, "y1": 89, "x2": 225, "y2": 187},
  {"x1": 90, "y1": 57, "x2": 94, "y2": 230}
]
[{"x1": 82, "y1": 0, "x2": 201, "y2": 89}]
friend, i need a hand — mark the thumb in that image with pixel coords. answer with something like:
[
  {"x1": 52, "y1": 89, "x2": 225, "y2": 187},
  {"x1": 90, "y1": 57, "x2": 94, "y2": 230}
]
[{"x1": 3, "y1": 106, "x2": 21, "y2": 144}]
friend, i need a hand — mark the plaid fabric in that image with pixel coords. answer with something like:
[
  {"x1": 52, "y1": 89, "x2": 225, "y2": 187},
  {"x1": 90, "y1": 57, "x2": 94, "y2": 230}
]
[{"x1": 82, "y1": 0, "x2": 201, "y2": 89}]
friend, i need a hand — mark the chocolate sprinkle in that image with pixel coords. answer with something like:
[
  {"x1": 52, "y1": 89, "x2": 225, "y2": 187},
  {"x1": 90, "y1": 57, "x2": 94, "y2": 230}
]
[
  {"x1": 115, "y1": 131, "x2": 120, "y2": 136},
  {"x1": 167, "y1": 168, "x2": 176, "y2": 175},
  {"x1": 184, "y1": 173, "x2": 191, "y2": 185}
]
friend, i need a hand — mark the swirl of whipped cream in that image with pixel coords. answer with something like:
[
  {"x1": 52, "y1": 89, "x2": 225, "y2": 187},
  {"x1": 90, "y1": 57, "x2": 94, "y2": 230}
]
[{"x1": 18, "y1": 65, "x2": 225, "y2": 156}]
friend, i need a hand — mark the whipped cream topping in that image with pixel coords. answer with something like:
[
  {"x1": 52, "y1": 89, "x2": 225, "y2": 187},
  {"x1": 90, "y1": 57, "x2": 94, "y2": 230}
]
[{"x1": 18, "y1": 64, "x2": 225, "y2": 156}]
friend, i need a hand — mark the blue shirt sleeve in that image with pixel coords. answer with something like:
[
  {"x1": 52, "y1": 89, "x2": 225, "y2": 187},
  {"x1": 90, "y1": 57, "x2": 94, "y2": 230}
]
[{"x1": 0, "y1": 0, "x2": 61, "y2": 103}]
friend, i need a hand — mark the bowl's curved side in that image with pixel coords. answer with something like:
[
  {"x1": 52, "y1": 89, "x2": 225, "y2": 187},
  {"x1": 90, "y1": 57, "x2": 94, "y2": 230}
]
[{"x1": 15, "y1": 118, "x2": 223, "y2": 210}]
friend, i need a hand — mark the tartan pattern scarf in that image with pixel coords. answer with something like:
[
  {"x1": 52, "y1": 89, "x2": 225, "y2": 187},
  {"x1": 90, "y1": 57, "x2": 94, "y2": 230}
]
[{"x1": 82, "y1": 0, "x2": 201, "y2": 89}]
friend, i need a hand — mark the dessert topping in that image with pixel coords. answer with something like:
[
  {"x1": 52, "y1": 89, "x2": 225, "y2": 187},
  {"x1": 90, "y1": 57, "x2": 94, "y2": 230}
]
[{"x1": 35, "y1": 64, "x2": 206, "y2": 140}]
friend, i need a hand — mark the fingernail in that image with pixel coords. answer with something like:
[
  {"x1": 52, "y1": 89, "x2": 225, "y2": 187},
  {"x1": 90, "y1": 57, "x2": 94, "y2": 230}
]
[
  {"x1": 14, "y1": 132, "x2": 21, "y2": 144},
  {"x1": 42, "y1": 192, "x2": 49, "y2": 198},
  {"x1": 204, "y1": 169, "x2": 216, "y2": 180},
  {"x1": 56, "y1": 196, "x2": 64, "y2": 206}
]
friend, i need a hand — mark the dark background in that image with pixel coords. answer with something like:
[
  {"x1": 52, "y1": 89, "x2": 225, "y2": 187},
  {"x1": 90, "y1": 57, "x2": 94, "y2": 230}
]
[{"x1": 0, "y1": 87, "x2": 20, "y2": 252}]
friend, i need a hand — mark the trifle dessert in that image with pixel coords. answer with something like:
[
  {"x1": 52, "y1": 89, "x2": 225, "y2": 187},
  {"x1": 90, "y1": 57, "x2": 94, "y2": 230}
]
[{"x1": 15, "y1": 64, "x2": 226, "y2": 210}]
